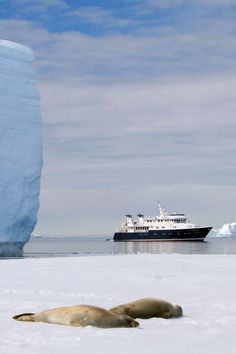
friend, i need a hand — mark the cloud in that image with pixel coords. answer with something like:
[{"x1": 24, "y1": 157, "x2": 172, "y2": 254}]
[
  {"x1": 140, "y1": 0, "x2": 236, "y2": 8},
  {"x1": 4, "y1": 0, "x2": 69, "y2": 14},
  {"x1": 1, "y1": 15, "x2": 236, "y2": 87},
  {"x1": 1, "y1": 20, "x2": 235, "y2": 159},
  {"x1": 66, "y1": 6, "x2": 137, "y2": 30},
  {"x1": 0, "y1": 20, "x2": 48, "y2": 46},
  {"x1": 2, "y1": 1, "x2": 235, "y2": 38},
  {"x1": 0, "y1": 0, "x2": 69, "y2": 28},
  {"x1": 39, "y1": 73, "x2": 236, "y2": 186}
]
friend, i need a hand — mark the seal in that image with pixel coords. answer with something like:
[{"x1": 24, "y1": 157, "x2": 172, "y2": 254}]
[
  {"x1": 110, "y1": 298, "x2": 183, "y2": 319},
  {"x1": 13, "y1": 304, "x2": 139, "y2": 328}
]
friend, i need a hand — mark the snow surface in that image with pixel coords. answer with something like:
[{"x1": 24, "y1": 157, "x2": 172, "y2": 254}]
[
  {"x1": 0, "y1": 39, "x2": 42, "y2": 256},
  {"x1": 1, "y1": 254, "x2": 236, "y2": 354},
  {"x1": 218, "y1": 223, "x2": 236, "y2": 237}
]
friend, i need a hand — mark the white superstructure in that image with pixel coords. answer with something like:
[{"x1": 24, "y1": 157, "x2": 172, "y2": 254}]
[{"x1": 116, "y1": 203, "x2": 200, "y2": 233}]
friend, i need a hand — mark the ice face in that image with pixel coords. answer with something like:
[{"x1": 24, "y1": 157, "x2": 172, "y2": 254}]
[
  {"x1": 218, "y1": 223, "x2": 236, "y2": 237},
  {"x1": 0, "y1": 40, "x2": 42, "y2": 257}
]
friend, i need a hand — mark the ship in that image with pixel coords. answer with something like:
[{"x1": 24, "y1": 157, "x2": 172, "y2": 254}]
[{"x1": 113, "y1": 203, "x2": 212, "y2": 241}]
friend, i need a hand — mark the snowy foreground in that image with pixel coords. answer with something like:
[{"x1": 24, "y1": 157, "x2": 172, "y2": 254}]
[{"x1": 1, "y1": 254, "x2": 236, "y2": 354}]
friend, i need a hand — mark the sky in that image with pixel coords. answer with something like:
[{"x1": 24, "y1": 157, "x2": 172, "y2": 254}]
[{"x1": 1, "y1": 0, "x2": 236, "y2": 236}]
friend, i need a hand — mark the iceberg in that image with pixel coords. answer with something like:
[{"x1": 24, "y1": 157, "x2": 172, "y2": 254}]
[
  {"x1": 0, "y1": 40, "x2": 42, "y2": 257},
  {"x1": 218, "y1": 222, "x2": 236, "y2": 237}
]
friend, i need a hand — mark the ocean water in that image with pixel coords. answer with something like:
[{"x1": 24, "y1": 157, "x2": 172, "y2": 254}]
[{"x1": 23, "y1": 236, "x2": 236, "y2": 258}]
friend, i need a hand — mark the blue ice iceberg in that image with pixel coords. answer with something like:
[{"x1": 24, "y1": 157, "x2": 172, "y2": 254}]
[
  {"x1": 0, "y1": 40, "x2": 42, "y2": 256},
  {"x1": 218, "y1": 223, "x2": 236, "y2": 237}
]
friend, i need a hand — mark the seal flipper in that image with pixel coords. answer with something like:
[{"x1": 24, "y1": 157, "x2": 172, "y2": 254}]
[{"x1": 13, "y1": 313, "x2": 35, "y2": 321}]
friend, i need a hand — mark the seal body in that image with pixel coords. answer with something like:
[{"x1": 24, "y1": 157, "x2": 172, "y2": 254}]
[
  {"x1": 13, "y1": 304, "x2": 139, "y2": 328},
  {"x1": 110, "y1": 298, "x2": 183, "y2": 319}
]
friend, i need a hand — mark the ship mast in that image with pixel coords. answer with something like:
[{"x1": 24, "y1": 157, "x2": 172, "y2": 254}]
[{"x1": 158, "y1": 201, "x2": 167, "y2": 218}]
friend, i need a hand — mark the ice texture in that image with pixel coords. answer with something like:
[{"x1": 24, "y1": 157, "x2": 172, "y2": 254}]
[
  {"x1": 1, "y1": 254, "x2": 236, "y2": 354},
  {"x1": 218, "y1": 222, "x2": 236, "y2": 237},
  {"x1": 0, "y1": 40, "x2": 42, "y2": 257}
]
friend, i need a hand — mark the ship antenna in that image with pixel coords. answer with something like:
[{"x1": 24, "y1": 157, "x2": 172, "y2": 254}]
[
  {"x1": 158, "y1": 201, "x2": 165, "y2": 217},
  {"x1": 158, "y1": 200, "x2": 161, "y2": 216}
]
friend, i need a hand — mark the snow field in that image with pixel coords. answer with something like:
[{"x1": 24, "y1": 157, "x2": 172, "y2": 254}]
[{"x1": 0, "y1": 254, "x2": 236, "y2": 354}]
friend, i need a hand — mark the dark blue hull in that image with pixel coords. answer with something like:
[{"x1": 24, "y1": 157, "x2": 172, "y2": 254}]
[{"x1": 113, "y1": 227, "x2": 212, "y2": 241}]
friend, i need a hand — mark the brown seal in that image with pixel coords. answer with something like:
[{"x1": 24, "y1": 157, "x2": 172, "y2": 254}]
[
  {"x1": 110, "y1": 298, "x2": 183, "y2": 319},
  {"x1": 13, "y1": 304, "x2": 139, "y2": 328}
]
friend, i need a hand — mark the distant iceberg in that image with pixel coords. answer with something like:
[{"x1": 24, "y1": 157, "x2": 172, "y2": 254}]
[
  {"x1": 218, "y1": 223, "x2": 236, "y2": 237},
  {"x1": 0, "y1": 39, "x2": 42, "y2": 257}
]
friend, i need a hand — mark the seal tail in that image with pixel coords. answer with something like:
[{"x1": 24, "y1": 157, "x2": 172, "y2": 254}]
[{"x1": 13, "y1": 313, "x2": 36, "y2": 321}]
